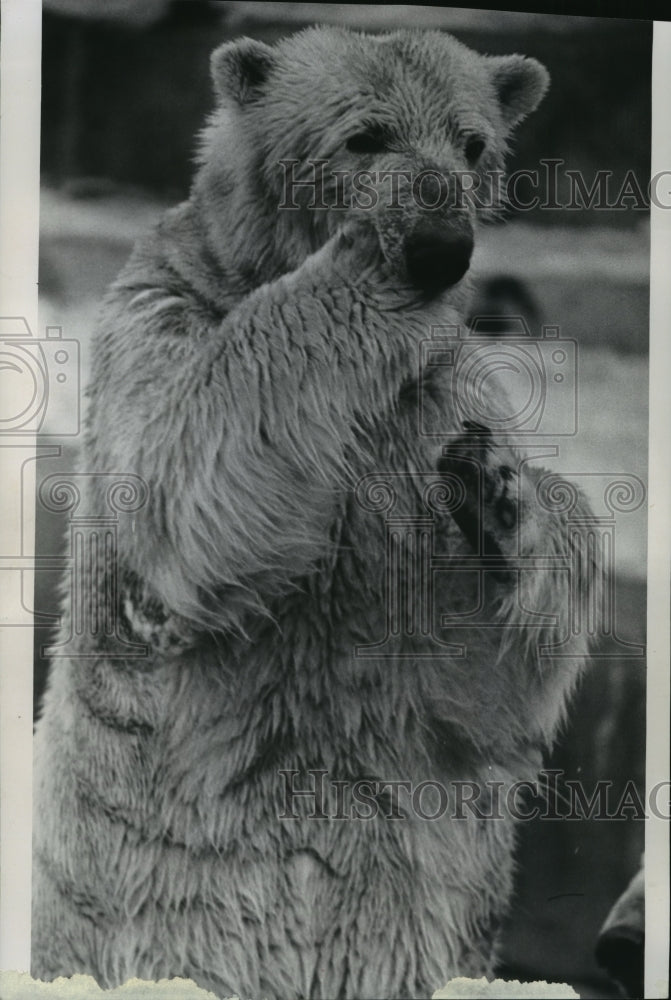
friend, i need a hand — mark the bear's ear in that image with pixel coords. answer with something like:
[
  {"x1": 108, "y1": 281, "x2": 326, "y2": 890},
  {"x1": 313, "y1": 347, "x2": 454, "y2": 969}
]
[
  {"x1": 210, "y1": 38, "x2": 276, "y2": 106},
  {"x1": 489, "y1": 55, "x2": 550, "y2": 127}
]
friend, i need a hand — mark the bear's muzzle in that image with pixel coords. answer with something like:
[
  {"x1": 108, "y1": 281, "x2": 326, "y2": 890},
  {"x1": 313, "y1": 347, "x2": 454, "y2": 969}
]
[{"x1": 404, "y1": 219, "x2": 474, "y2": 294}]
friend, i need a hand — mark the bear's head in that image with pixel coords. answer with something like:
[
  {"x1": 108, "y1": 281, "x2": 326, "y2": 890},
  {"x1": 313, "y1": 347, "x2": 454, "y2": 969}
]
[{"x1": 196, "y1": 27, "x2": 549, "y2": 296}]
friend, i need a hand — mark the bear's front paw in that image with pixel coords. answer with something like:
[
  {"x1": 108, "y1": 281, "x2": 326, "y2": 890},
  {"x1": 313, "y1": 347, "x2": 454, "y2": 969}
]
[
  {"x1": 303, "y1": 219, "x2": 387, "y2": 291},
  {"x1": 438, "y1": 421, "x2": 525, "y2": 579},
  {"x1": 331, "y1": 218, "x2": 387, "y2": 275}
]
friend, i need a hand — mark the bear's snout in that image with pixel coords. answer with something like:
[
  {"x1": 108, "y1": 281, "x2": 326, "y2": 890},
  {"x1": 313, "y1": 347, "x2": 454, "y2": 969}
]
[{"x1": 404, "y1": 221, "x2": 473, "y2": 294}]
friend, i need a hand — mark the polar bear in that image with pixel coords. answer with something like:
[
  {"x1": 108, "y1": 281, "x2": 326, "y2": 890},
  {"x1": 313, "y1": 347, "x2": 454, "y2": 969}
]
[{"x1": 32, "y1": 27, "x2": 597, "y2": 1000}]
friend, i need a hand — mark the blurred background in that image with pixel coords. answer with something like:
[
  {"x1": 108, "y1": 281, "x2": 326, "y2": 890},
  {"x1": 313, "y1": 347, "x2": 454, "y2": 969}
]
[{"x1": 34, "y1": 3, "x2": 649, "y2": 997}]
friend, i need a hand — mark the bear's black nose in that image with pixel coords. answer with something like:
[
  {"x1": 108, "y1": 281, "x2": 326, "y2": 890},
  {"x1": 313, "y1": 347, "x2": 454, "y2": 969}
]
[{"x1": 405, "y1": 224, "x2": 474, "y2": 293}]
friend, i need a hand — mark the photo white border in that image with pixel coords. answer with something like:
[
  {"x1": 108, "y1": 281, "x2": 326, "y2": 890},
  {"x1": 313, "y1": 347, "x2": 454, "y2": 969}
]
[
  {"x1": 646, "y1": 17, "x2": 671, "y2": 1000},
  {"x1": 0, "y1": 0, "x2": 42, "y2": 975},
  {"x1": 0, "y1": 2, "x2": 668, "y2": 995}
]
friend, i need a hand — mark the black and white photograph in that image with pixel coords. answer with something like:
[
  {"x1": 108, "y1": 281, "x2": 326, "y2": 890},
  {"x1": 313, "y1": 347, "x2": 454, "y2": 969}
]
[{"x1": 0, "y1": 2, "x2": 669, "y2": 999}]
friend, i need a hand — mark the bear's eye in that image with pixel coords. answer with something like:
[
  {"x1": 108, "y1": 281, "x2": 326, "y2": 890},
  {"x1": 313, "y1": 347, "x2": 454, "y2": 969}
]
[
  {"x1": 346, "y1": 127, "x2": 388, "y2": 155},
  {"x1": 464, "y1": 135, "x2": 486, "y2": 166}
]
